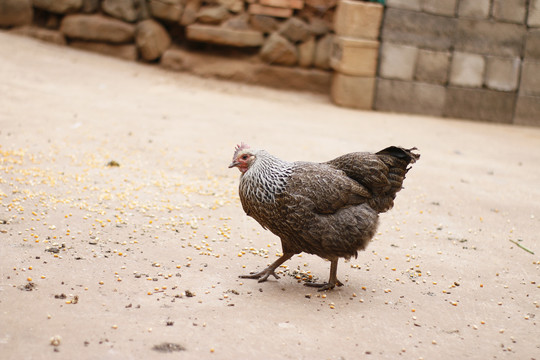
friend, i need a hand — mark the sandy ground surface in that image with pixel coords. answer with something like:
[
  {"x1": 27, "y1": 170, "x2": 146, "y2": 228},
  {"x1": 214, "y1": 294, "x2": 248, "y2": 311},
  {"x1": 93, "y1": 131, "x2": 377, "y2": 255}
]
[{"x1": 0, "y1": 32, "x2": 539, "y2": 360}]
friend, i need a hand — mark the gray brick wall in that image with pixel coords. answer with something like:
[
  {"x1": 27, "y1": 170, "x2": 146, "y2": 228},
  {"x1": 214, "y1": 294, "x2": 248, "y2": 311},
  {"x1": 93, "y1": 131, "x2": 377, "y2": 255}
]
[{"x1": 377, "y1": 0, "x2": 540, "y2": 126}]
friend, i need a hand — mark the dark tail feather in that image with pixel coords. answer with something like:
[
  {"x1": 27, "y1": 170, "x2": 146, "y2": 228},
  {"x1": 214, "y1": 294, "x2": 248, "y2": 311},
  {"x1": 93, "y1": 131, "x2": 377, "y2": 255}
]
[{"x1": 376, "y1": 146, "x2": 420, "y2": 164}]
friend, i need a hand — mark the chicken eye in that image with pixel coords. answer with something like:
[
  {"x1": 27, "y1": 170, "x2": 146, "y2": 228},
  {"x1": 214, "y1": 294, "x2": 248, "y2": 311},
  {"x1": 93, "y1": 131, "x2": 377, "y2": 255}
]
[{"x1": 241, "y1": 155, "x2": 248, "y2": 160}]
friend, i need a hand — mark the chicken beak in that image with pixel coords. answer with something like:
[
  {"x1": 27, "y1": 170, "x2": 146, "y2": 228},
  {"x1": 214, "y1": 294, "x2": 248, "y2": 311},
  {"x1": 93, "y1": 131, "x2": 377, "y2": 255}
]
[{"x1": 228, "y1": 161, "x2": 240, "y2": 168}]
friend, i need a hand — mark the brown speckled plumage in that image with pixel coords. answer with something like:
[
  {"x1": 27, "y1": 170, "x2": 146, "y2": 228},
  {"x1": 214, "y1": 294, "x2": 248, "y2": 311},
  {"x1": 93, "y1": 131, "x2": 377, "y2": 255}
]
[{"x1": 229, "y1": 145, "x2": 419, "y2": 290}]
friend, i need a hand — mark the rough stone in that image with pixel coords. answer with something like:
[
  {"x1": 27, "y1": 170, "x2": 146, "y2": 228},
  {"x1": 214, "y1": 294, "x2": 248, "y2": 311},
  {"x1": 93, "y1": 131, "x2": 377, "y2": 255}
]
[
  {"x1": 528, "y1": 0, "x2": 540, "y2": 27},
  {"x1": 385, "y1": 0, "x2": 420, "y2": 11},
  {"x1": 260, "y1": 33, "x2": 298, "y2": 66},
  {"x1": 102, "y1": 0, "x2": 140, "y2": 22},
  {"x1": 457, "y1": 0, "x2": 490, "y2": 19},
  {"x1": 60, "y1": 14, "x2": 135, "y2": 43},
  {"x1": 180, "y1": 0, "x2": 201, "y2": 26},
  {"x1": 485, "y1": 57, "x2": 520, "y2": 92},
  {"x1": 455, "y1": 19, "x2": 525, "y2": 57},
  {"x1": 449, "y1": 52, "x2": 485, "y2": 88},
  {"x1": 374, "y1": 79, "x2": 446, "y2": 116},
  {"x1": 331, "y1": 73, "x2": 375, "y2": 110},
  {"x1": 278, "y1": 17, "x2": 312, "y2": 43},
  {"x1": 9, "y1": 25, "x2": 66, "y2": 45},
  {"x1": 297, "y1": 36, "x2": 315, "y2": 67},
  {"x1": 414, "y1": 49, "x2": 450, "y2": 85},
  {"x1": 422, "y1": 0, "x2": 457, "y2": 17},
  {"x1": 217, "y1": 0, "x2": 243, "y2": 13},
  {"x1": 308, "y1": 17, "x2": 330, "y2": 36},
  {"x1": 32, "y1": 0, "x2": 82, "y2": 13},
  {"x1": 520, "y1": 61, "x2": 540, "y2": 96},
  {"x1": 0, "y1": 0, "x2": 33, "y2": 27},
  {"x1": 70, "y1": 41, "x2": 138, "y2": 61},
  {"x1": 444, "y1": 87, "x2": 515, "y2": 123},
  {"x1": 525, "y1": 29, "x2": 540, "y2": 60},
  {"x1": 186, "y1": 23, "x2": 264, "y2": 47},
  {"x1": 331, "y1": 37, "x2": 379, "y2": 77},
  {"x1": 197, "y1": 6, "x2": 230, "y2": 25},
  {"x1": 249, "y1": 15, "x2": 278, "y2": 33},
  {"x1": 379, "y1": 42, "x2": 418, "y2": 81},
  {"x1": 81, "y1": 0, "x2": 99, "y2": 13},
  {"x1": 248, "y1": 4, "x2": 292, "y2": 17},
  {"x1": 333, "y1": 0, "x2": 383, "y2": 40},
  {"x1": 135, "y1": 19, "x2": 171, "y2": 61},
  {"x1": 260, "y1": 0, "x2": 304, "y2": 9},
  {"x1": 381, "y1": 8, "x2": 456, "y2": 51},
  {"x1": 222, "y1": 14, "x2": 250, "y2": 30},
  {"x1": 514, "y1": 95, "x2": 540, "y2": 126},
  {"x1": 148, "y1": 0, "x2": 184, "y2": 21},
  {"x1": 492, "y1": 0, "x2": 526, "y2": 24},
  {"x1": 313, "y1": 33, "x2": 332, "y2": 70}
]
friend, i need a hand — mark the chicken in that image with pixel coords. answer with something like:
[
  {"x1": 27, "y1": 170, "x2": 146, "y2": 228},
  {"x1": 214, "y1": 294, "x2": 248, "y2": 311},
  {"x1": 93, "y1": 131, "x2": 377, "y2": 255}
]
[{"x1": 229, "y1": 143, "x2": 419, "y2": 291}]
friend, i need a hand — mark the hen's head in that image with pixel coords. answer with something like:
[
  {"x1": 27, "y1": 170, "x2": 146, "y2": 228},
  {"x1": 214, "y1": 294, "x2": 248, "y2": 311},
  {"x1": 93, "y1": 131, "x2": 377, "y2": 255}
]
[{"x1": 229, "y1": 143, "x2": 256, "y2": 173}]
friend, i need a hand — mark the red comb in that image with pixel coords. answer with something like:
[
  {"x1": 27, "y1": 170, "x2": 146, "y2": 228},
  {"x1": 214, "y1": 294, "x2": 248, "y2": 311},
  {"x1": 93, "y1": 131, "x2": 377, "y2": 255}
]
[{"x1": 233, "y1": 142, "x2": 250, "y2": 160}]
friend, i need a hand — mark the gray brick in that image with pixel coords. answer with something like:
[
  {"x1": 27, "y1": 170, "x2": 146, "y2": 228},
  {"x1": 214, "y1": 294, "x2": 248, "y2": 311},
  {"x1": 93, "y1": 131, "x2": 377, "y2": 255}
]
[
  {"x1": 525, "y1": 29, "x2": 540, "y2": 60},
  {"x1": 415, "y1": 49, "x2": 450, "y2": 85},
  {"x1": 449, "y1": 52, "x2": 485, "y2": 88},
  {"x1": 529, "y1": 0, "x2": 540, "y2": 27},
  {"x1": 421, "y1": 0, "x2": 457, "y2": 17},
  {"x1": 444, "y1": 87, "x2": 515, "y2": 123},
  {"x1": 381, "y1": 8, "x2": 456, "y2": 51},
  {"x1": 520, "y1": 61, "x2": 540, "y2": 96},
  {"x1": 514, "y1": 95, "x2": 540, "y2": 126},
  {"x1": 493, "y1": 0, "x2": 526, "y2": 24},
  {"x1": 457, "y1": 0, "x2": 490, "y2": 19},
  {"x1": 379, "y1": 42, "x2": 418, "y2": 81},
  {"x1": 374, "y1": 79, "x2": 446, "y2": 116},
  {"x1": 385, "y1": 0, "x2": 420, "y2": 11},
  {"x1": 455, "y1": 19, "x2": 526, "y2": 57},
  {"x1": 485, "y1": 57, "x2": 520, "y2": 92}
]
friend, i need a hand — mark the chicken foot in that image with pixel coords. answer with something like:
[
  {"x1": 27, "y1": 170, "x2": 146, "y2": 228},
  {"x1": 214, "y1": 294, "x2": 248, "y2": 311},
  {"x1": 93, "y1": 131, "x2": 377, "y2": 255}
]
[
  {"x1": 304, "y1": 259, "x2": 343, "y2": 291},
  {"x1": 240, "y1": 253, "x2": 294, "y2": 283}
]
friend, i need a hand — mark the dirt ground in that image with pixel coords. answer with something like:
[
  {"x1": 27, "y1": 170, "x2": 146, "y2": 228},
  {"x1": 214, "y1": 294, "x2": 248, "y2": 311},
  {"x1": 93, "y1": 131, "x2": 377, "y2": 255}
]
[{"x1": 0, "y1": 32, "x2": 539, "y2": 360}]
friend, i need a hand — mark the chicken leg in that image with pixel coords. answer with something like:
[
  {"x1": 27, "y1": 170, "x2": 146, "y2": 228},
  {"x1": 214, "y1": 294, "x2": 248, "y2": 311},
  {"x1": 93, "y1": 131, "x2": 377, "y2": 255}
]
[
  {"x1": 240, "y1": 253, "x2": 294, "y2": 283},
  {"x1": 304, "y1": 259, "x2": 343, "y2": 291}
]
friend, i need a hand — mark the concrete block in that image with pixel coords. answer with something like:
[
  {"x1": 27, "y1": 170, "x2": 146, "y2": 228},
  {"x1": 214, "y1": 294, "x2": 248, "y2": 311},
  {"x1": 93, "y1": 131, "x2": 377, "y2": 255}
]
[
  {"x1": 444, "y1": 87, "x2": 515, "y2": 123},
  {"x1": 334, "y1": 0, "x2": 383, "y2": 40},
  {"x1": 331, "y1": 73, "x2": 375, "y2": 110},
  {"x1": 374, "y1": 79, "x2": 446, "y2": 116},
  {"x1": 528, "y1": 0, "x2": 540, "y2": 27},
  {"x1": 525, "y1": 29, "x2": 540, "y2": 60},
  {"x1": 248, "y1": 4, "x2": 292, "y2": 17},
  {"x1": 385, "y1": 0, "x2": 420, "y2": 11},
  {"x1": 379, "y1": 42, "x2": 418, "y2": 80},
  {"x1": 455, "y1": 19, "x2": 525, "y2": 57},
  {"x1": 514, "y1": 95, "x2": 540, "y2": 126},
  {"x1": 457, "y1": 0, "x2": 490, "y2": 19},
  {"x1": 330, "y1": 37, "x2": 379, "y2": 76},
  {"x1": 492, "y1": 0, "x2": 526, "y2": 24},
  {"x1": 381, "y1": 8, "x2": 456, "y2": 51},
  {"x1": 421, "y1": 0, "x2": 457, "y2": 17},
  {"x1": 449, "y1": 52, "x2": 485, "y2": 88},
  {"x1": 485, "y1": 57, "x2": 520, "y2": 92},
  {"x1": 186, "y1": 24, "x2": 264, "y2": 47},
  {"x1": 520, "y1": 61, "x2": 540, "y2": 96},
  {"x1": 414, "y1": 49, "x2": 450, "y2": 85}
]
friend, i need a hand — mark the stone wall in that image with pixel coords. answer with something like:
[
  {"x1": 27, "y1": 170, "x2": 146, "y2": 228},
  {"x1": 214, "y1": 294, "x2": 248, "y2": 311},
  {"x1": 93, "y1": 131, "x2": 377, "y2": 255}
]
[
  {"x1": 375, "y1": 0, "x2": 540, "y2": 126},
  {"x1": 0, "y1": 0, "x2": 340, "y2": 93},
  {"x1": 1, "y1": 0, "x2": 540, "y2": 126}
]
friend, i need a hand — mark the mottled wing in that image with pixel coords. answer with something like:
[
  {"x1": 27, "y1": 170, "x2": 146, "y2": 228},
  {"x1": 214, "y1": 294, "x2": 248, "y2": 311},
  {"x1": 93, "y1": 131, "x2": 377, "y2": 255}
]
[{"x1": 282, "y1": 162, "x2": 371, "y2": 215}]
